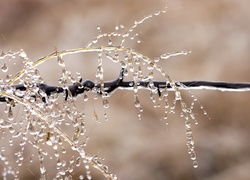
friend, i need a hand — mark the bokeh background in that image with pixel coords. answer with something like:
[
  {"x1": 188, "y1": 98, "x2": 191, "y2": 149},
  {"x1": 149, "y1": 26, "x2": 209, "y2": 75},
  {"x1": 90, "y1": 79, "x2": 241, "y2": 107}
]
[{"x1": 1, "y1": 0, "x2": 250, "y2": 180}]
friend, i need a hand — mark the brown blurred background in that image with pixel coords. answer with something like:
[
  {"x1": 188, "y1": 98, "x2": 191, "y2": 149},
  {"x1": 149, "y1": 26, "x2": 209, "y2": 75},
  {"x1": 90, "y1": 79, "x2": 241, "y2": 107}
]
[{"x1": 1, "y1": 0, "x2": 250, "y2": 180}]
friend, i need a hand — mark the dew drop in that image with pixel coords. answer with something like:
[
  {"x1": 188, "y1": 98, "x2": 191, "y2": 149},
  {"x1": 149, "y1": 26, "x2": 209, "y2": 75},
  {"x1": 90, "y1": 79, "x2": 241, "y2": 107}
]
[
  {"x1": 134, "y1": 95, "x2": 140, "y2": 108},
  {"x1": 154, "y1": 11, "x2": 161, "y2": 16},
  {"x1": 29, "y1": 156, "x2": 33, "y2": 163},
  {"x1": 92, "y1": 37, "x2": 98, "y2": 43},
  {"x1": 190, "y1": 152, "x2": 196, "y2": 161},
  {"x1": 76, "y1": 157, "x2": 81, "y2": 167},
  {"x1": 103, "y1": 98, "x2": 109, "y2": 109},
  {"x1": 57, "y1": 56, "x2": 64, "y2": 67},
  {"x1": 175, "y1": 91, "x2": 181, "y2": 100},
  {"x1": 1, "y1": 63, "x2": 8, "y2": 72},
  {"x1": 120, "y1": 61, "x2": 127, "y2": 68},
  {"x1": 8, "y1": 107, "x2": 14, "y2": 121},
  {"x1": 193, "y1": 161, "x2": 198, "y2": 168},
  {"x1": 8, "y1": 126, "x2": 15, "y2": 133},
  {"x1": 104, "y1": 113, "x2": 108, "y2": 121},
  {"x1": 40, "y1": 164, "x2": 46, "y2": 174},
  {"x1": 83, "y1": 94, "x2": 88, "y2": 102}
]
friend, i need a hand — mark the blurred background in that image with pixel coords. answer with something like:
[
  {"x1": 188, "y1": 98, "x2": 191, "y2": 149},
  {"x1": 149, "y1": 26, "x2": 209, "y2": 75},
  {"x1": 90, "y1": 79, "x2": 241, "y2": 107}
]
[{"x1": 0, "y1": 0, "x2": 250, "y2": 179}]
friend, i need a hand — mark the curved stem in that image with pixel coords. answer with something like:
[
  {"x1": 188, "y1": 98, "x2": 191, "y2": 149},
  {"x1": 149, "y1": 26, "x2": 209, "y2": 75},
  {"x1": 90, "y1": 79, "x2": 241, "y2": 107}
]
[{"x1": 0, "y1": 91, "x2": 115, "y2": 179}]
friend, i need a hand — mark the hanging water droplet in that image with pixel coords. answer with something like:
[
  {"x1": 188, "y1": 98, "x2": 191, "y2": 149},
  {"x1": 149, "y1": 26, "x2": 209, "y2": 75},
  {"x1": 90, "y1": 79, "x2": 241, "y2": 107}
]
[
  {"x1": 154, "y1": 11, "x2": 161, "y2": 16},
  {"x1": 92, "y1": 37, "x2": 98, "y2": 43},
  {"x1": 79, "y1": 175, "x2": 84, "y2": 180},
  {"x1": 193, "y1": 161, "x2": 198, "y2": 168},
  {"x1": 134, "y1": 95, "x2": 140, "y2": 108},
  {"x1": 8, "y1": 126, "x2": 15, "y2": 135},
  {"x1": 57, "y1": 56, "x2": 64, "y2": 67},
  {"x1": 190, "y1": 152, "x2": 196, "y2": 161},
  {"x1": 185, "y1": 121, "x2": 191, "y2": 129},
  {"x1": 175, "y1": 91, "x2": 181, "y2": 100},
  {"x1": 115, "y1": 25, "x2": 119, "y2": 30},
  {"x1": 29, "y1": 156, "x2": 33, "y2": 163},
  {"x1": 76, "y1": 157, "x2": 81, "y2": 167},
  {"x1": 40, "y1": 164, "x2": 46, "y2": 174},
  {"x1": 61, "y1": 146, "x2": 66, "y2": 154},
  {"x1": 104, "y1": 113, "x2": 108, "y2": 121},
  {"x1": 108, "y1": 38, "x2": 112, "y2": 45},
  {"x1": 190, "y1": 113, "x2": 195, "y2": 120},
  {"x1": 8, "y1": 107, "x2": 14, "y2": 121},
  {"x1": 1, "y1": 63, "x2": 8, "y2": 72},
  {"x1": 103, "y1": 98, "x2": 109, "y2": 108},
  {"x1": 120, "y1": 61, "x2": 127, "y2": 68},
  {"x1": 83, "y1": 94, "x2": 88, "y2": 102}
]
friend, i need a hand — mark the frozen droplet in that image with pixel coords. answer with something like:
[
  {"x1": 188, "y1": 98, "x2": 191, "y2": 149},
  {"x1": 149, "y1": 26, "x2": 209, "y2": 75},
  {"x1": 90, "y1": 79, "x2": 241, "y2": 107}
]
[
  {"x1": 147, "y1": 62, "x2": 155, "y2": 70},
  {"x1": 1, "y1": 63, "x2": 8, "y2": 72},
  {"x1": 160, "y1": 53, "x2": 170, "y2": 59},
  {"x1": 76, "y1": 157, "x2": 81, "y2": 167},
  {"x1": 103, "y1": 98, "x2": 109, "y2": 108},
  {"x1": 190, "y1": 152, "x2": 196, "y2": 161},
  {"x1": 59, "y1": 169, "x2": 66, "y2": 176},
  {"x1": 175, "y1": 91, "x2": 181, "y2": 100},
  {"x1": 83, "y1": 94, "x2": 88, "y2": 102},
  {"x1": 57, "y1": 56, "x2": 64, "y2": 66},
  {"x1": 104, "y1": 113, "x2": 108, "y2": 121},
  {"x1": 108, "y1": 39, "x2": 112, "y2": 45},
  {"x1": 8, "y1": 107, "x2": 14, "y2": 121},
  {"x1": 193, "y1": 161, "x2": 198, "y2": 168},
  {"x1": 120, "y1": 61, "x2": 127, "y2": 68},
  {"x1": 154, "y1": 11, "x2": 161, "y2": 16},
  {"x1": 185, "y1": 121, "x2": 191, "y2": 129},
  {"x1": 62, "y1": 147, "x2": 66, "y2": 154},
  {"x1": 190, "y1": 113, "x2": 195, "y2": 120},
  {"x1": 40, "y1": 164, "x2": 46, "y2": 174},
  {"x1": 92, "y1": 37, "x2": 98, "y2": 43},
  {"x1": 29, "y1": 156, "x2": 33, "y2": 163},
  {"x1": 8, "y1": 126, "x2": 15, "y2": 133},
  {"x1": 134, "y1": 95, "x2": 140, "y2": 108}
]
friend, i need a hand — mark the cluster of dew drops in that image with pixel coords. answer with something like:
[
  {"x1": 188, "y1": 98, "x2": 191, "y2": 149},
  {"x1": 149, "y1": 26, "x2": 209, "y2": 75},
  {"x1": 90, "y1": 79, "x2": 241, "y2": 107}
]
[
  {"x1": 0, "y1": 6, "x2": 210, "y2": 180},
  {"x1": 86, "y1": 6, "x2": 205, "y2": 169},
  {"x1": 0, "y1": 50, "x2": 118, "y2": 179}
]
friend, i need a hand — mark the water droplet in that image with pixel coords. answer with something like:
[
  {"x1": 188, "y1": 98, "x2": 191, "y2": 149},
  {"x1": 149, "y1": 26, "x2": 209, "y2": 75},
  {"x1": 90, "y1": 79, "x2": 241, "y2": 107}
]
[
  {"x1": 103, "y1": 98, "x2": 109, "y2": 108},
  {"x1": 62, "y1": 147, "x2": 66, "y2": 154},
  {"x1": 154, "y1": 11, "x2": 161, "y2": 16},
  {"x1": 83, "y1": 94, "x2": 88, "y2": 102},
  {"x1": 190, "y1": 152, "x2": 196, "y2": 160},
  {"x1": 104, "y1": 113, "x2": 108, "y2": 121},
  {"x1": 193, "y1": 161, "x2": 198, "y2": 168},
  {"x1": 92, "y1": 37, "x2": 98, "y2": 43},
  {"x1": 76, "y1": 157, "x2": 81, "y2": 167},
  {"x1": 185, "y1": 121, "x2": 191, "y2": 129},
  {"x1": 40, "y1": 164, "x2": 46, "y2": 174},
  {"x1": 8, "y1": 126, "x2": 15, "y2": 133},
  {"x1": 8, "y1": 107, "x2": 14, "y2": 121},
  {"x1": 1, "y1": 63, "x2": 8, "y2": 72},
  {"x1": 175, "y1": 91, "x2": 181, "y2": 100},
  {"x1": 29, "y1": 156, "x2": 33, "y2": 163},
  {"x1": 57, "y1": 56, "x2": 64, "y2": 67},
  {"x1": 147, "y1": 62, "x2": 155, "y2": 70},
  {"x1": 134, "y1": 95, "x2": 140, "y2": 108},
  {"x1": 120, "y1": 61, "x2": 127, "y2": 68}
]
